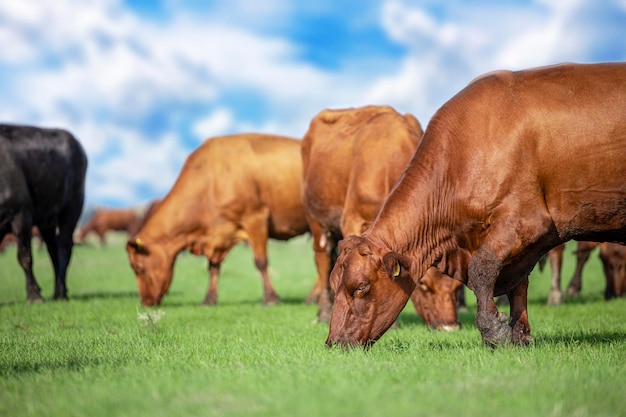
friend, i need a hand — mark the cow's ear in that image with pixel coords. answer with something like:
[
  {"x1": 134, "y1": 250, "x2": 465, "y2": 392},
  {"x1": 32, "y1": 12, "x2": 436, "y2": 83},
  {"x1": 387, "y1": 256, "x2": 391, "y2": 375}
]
[
  {"x1": 382, "y1": 252, "x2": 415, "y2": 296},
  {"x1": 127, "y1": 237, "x2": 149, "y2": 255},
  {"x1": 382, "y1": 252, "x2": 412, "y2": 280}
]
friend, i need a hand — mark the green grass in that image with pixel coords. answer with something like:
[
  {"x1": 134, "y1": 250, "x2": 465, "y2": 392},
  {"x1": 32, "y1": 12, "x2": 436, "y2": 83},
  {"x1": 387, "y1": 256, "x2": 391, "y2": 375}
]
[{"x1": 1, "y1": 235, "x2": 625, "y2": 417}]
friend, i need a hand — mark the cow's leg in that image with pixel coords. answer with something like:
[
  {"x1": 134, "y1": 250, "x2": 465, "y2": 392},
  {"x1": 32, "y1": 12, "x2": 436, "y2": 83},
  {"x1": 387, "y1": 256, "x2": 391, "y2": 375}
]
[
  {"x1": 602, "y1": 255, "x2": 616, "y2": 300},
  {"x1": 456, "y1": 286, "x2": 467, "y2": 312},
  {"x1": 254, "y1": 250, "x2": 280, "y2": 306},
  {"x1": 508, "y1": 275, "x2": 533, "y2": 345},
  {"x1": 316, "y1": 235, "x2": 338, "y2": 323},
  {"x1": 472, "y1": 201, "x2": 557, "y2": 346},
  {"x1": 245, "y1": 209, "x2": 279, "y2": 306},
  {"x1": 305, "y1": 219, "x2": 327, "y2": 305},
  {"x1": 547, "y1": 244, "x2": 564, "y2": 306},
  {"x1": 306, "y1": 218, "x2": 335, "y2": 321},
  {"x1": 13, "y1": 214, "x2": 43, "y2": 302},
  {"x1": 617, "y1": 265, "x2": 626, "y2": 298},
  {"x1": 53, "y1": 195, "x2": 84, "y2": 300},
  {"x1": 203, "y1": 250, "x2": 229, "y2": 305},
  {"x1": 98, "y1": 229, "x2": 106, "y2": 246},
  {"x1": 565, "y1": 242, "x2": 595, "y2": 297},
  {"x1": 468, "y1": 248, "x2": 511, "y2": 347},
  {"x1": 38, "y1": 225, "x2": 61, "y2": 297},
  {"x1": 204, "y1": 261, "x2": 221, "y2": 305}
]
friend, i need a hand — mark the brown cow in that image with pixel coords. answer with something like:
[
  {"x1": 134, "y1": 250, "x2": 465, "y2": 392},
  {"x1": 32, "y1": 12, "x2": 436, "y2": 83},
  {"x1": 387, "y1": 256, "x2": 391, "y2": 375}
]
[
  {"x1": 301, "y1": 105, "x2": 461, "y2": 329},
  {"x1": 126, "y1": 133, "x2": 320, "y2": 307},
  {"x1": 600, "y1": 242, "x2": 626, "y2": 299},
  {"x1": 77, "y1": 207, "x2": 142, "y2": 245},
  {"x1": 326, "y1": 62, "x2": 626, "y2": 348}
]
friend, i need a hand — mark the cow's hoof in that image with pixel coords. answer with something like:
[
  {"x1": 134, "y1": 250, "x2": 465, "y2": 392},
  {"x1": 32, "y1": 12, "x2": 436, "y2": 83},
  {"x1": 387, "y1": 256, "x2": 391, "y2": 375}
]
[
  {"x1": 262, "y1": 294, "x2": 280, "y2": 307},
  {"x1": 202, "y1": 294, "x2": 218, "y2": 306},
  {"x1": 547, "y1": 289, "x2": 564, "y2": 306},
  {"x1": 513, "y1": 333, "x2": 534, "y2": 346},
  {"x1": 511, "y1": 321, "x2": 533, "y2": 346},
  {"x1": 479, "y1": 312, "x2": 512, "y2": 347},
  {"x1": 304, "y1": 292, "x2": 320, "y2": 305},
  {"x1": 483, "y1": 327, "x2": 512, "y2": 348},
  {"x1": 27, "y1": 294, "x2": 44, "y2": 304}
]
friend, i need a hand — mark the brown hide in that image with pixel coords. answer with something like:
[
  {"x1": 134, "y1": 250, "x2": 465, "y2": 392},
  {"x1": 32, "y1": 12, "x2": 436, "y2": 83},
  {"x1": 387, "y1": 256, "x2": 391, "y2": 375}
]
[
  {"x1": 126, "y1": 134, "x2": 317, "y2": 307},
  {"x1": 600, "y1": 242, "x2": 626, "y2": 299},
  {"x1": 327, "y1": 63, "x2": 626, "y2": 348},
  {"x1": 77, "y1": 208, "x2": 141, "y2": 245},
  {"x1": 302, "y1": 105, "x2": 461, "y2": 329}
]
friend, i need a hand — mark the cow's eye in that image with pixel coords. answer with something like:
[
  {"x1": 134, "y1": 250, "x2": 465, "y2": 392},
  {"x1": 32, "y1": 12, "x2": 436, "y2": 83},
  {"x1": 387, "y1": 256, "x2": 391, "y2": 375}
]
[{"x1": 353, "y1": 283, "x2": 371, "y2": 298}]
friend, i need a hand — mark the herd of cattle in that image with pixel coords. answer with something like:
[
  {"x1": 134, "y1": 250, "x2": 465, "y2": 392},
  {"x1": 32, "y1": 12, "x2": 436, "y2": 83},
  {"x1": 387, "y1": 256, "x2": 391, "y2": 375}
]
[{"x1": 1, "y1": 62, "x2": 625, "y2": 348}]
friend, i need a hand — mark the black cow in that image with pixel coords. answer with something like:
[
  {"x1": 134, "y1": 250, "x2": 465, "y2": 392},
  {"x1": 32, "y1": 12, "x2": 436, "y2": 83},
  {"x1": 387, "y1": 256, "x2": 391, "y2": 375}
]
[{"x1": 0, "y1": 124, "x2": 88, "y2": 302}]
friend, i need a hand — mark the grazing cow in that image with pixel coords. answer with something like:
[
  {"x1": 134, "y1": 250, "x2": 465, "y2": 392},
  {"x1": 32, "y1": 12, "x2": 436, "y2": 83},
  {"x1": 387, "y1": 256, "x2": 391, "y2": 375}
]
[
  {"x1": 546, "y1": 241, "x2": 598, "y2": 305},
  {"x1": 600, "y1": 242, "x2": 626, "y2": 299},
  {"x1": 326, "y1": 63, "x2": 626, "y2": 348},
  {"x1": 77, "y1": 207, "x2": 142, "y2": 245},
  {"x1": 0, "y1": 124, "x2": 87, "y2": 302},
  {"x1": 126, "y1": 134, "x2": 320, "y2": 307},
  {"x1": 301, "y1": 105, "x2": 462, "y2": 329}
]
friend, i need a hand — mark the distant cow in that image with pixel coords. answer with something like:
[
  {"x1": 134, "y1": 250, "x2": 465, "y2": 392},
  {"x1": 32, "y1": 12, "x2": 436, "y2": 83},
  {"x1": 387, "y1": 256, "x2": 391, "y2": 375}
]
[
  {"x1": 77, "y1": 207, "x2": 142, "y2": 245},
  {"x1": 545, "y1": 241, "x2": 597, "y2": 305},
  {"x1": 0, "y1": 124, "x2": 87, "y2": 302},
  {"x1": 301, "y1": 105, "x2": 461, "y2": 329},
  {"x1": 326, "y1": 63, "x2": 626, "y2": 348},
  {"x1": 126, "y1": 134, "x2": 320, "y2": 307},
  {"x1": 600, "y1": 242, "x2": 626, "y2": 299}
]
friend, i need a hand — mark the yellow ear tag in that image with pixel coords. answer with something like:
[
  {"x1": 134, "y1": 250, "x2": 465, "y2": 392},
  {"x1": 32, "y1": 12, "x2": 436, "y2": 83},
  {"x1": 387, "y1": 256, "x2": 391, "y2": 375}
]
[
  {"x1": 394, "y1": 262, "x2": 401, "y2": 277},
  {"x1": 135, "y1": 238, "x2": 143, "y2": 251}
]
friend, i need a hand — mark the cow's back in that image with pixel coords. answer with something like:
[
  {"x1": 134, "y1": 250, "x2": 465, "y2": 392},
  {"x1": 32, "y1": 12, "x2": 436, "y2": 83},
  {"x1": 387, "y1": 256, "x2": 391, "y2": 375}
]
[
  {"x1": 417, "y1": 63, "x2": 626, "y2": 245},
  {"x1": 146, "y1": 133, "x2": 307, "y2": 240},
  {"x1": 245, "y1": 134, "x2": 309, "y2": 239},
  {"x1": 302, "y1": 106, "x2": 422, "y2": 235},
  {"x1": 0, "y1": 124, "x2": 87, "y2": 226}
]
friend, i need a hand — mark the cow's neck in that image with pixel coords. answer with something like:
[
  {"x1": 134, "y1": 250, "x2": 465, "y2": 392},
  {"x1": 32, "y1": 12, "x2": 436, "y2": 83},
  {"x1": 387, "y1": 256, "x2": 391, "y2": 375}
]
[
  {"x1": 140, "y1": 198, "x2": 198, "y2": 257},
  {"x1": 366, "y1": 127, "x2": 469, "y2": 282}
]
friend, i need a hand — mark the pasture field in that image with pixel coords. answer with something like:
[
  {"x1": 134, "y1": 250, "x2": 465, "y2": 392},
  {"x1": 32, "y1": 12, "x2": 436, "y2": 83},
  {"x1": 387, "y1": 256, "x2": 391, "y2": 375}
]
[{"x1": 1, "y1": 234, "x2": 625, "y2": 417}]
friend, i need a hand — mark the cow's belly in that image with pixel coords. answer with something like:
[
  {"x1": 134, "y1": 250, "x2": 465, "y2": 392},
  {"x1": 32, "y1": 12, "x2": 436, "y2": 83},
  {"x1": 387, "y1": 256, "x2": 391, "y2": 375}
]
[{"x1": 548, "y1": 188, "x2": 626, "y2": 241}]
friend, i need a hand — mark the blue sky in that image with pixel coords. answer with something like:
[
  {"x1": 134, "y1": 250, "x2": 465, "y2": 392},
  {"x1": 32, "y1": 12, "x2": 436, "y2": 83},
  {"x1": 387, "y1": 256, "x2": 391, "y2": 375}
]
[{"x1": 1, "y1": 0, "x2": 625, "y2": 209}]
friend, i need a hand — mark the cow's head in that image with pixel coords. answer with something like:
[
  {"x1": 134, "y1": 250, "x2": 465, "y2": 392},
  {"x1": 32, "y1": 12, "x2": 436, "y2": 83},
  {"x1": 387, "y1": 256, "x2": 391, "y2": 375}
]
[
  {"x1": 126, "y1": 237, "x2": 174, "y2": 306},
  {"x1": 326, "y1": 235, "x2": 461, "y2": 348},
  {"x1": 410, "y1": 267, "x2": 462, "y2": 331},
  {"x1": 600, "y1": 243, "x2": 626, "y2": 299}
]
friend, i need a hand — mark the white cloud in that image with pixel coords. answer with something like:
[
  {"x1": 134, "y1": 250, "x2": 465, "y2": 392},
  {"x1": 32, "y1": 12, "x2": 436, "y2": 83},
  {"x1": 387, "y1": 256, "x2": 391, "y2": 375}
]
[
  {"x1": 1, "y1": 0, "x2": 624, "y2": 208},
  {"x1": 87, "y1": 129, "x2": 189, "y2": 204},
  {"x1": 192, "y1": 108, "x2": 235, "y2": 140},
  {"x1": 366, "y1": 0, "x2": 626, "y2": 123},
  {"x1": 0, "y1": 0, "x2": 337, "y2": 207}
]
